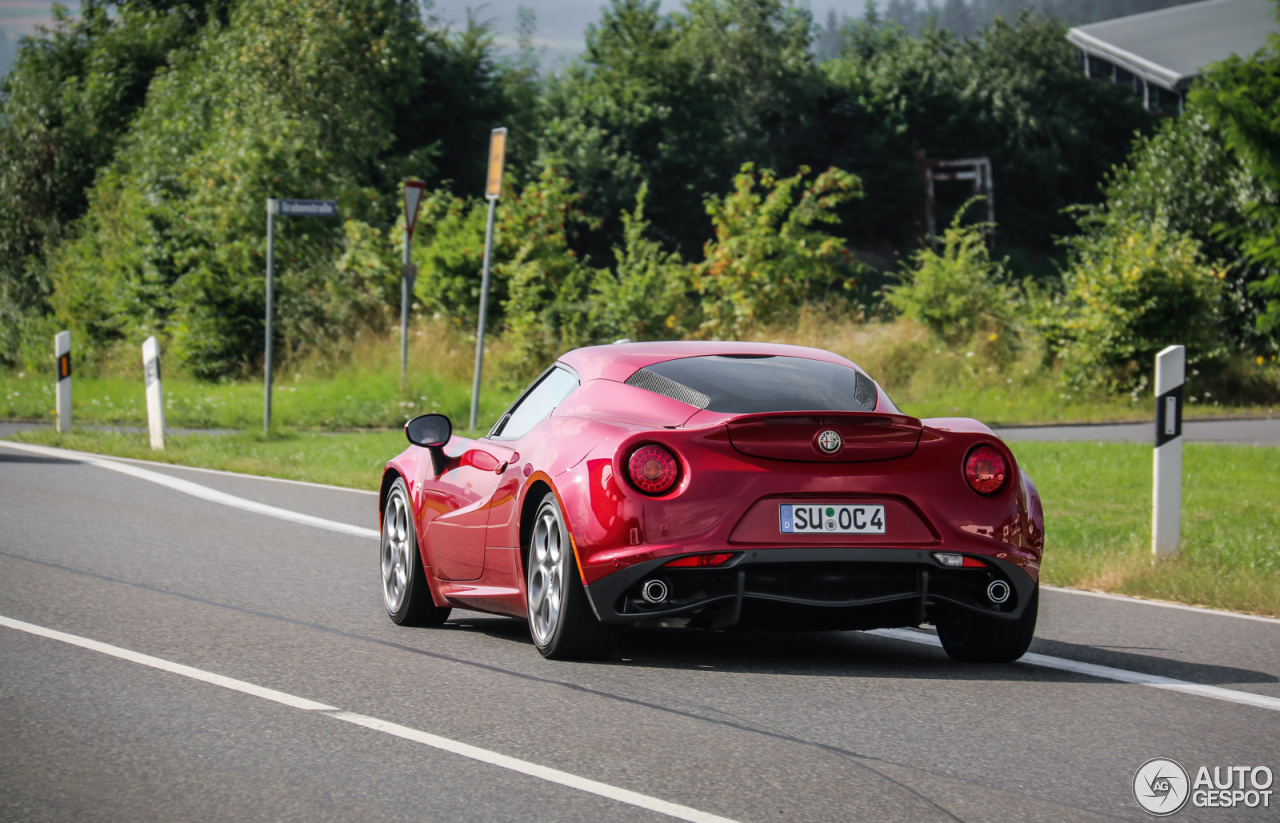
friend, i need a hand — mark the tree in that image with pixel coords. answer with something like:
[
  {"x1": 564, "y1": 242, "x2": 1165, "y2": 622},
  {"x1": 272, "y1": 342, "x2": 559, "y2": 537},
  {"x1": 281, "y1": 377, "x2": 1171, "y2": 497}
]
[
  {"x1": 0, "y1": 0, "x2": 215, "y2": 355},
  {"x1": 818, "y1": 14, "x2": 1150, "y2": 259},
  {"x1": 1051, "y1": 218, "x2": 1222, "y2": 392},
  {"x1": 694, "y1": 163, "x2": 862, "y2": 338},
  {"x1": 1190, "y1": 16, "x2": 1280, "y2": 339},
  {"x1": 48, "y1": 0, "x2": 428, "y2": 377},
  {"x1": 537, "y1": 0, "x2": 821, "y2": 261}
]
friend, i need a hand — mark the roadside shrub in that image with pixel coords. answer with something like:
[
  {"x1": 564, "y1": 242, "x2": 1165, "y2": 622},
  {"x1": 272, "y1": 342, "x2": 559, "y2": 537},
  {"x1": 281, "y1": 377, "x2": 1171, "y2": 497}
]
[
  {"x1": 492, "y1": 167, "x2": 600, "y2": 384},
  {"x1": 694, "y1": 163, "x2": 862, "y2": 339},
  {"x1": 886, "y1": 207, "x2": 1020, "y2": 347},
  {"x1": 590, "y1": 184, "x2": 695, "y2": 342},
  {"x1": 1052, "y1": 218, "x2": 1223, "y2": 392}
]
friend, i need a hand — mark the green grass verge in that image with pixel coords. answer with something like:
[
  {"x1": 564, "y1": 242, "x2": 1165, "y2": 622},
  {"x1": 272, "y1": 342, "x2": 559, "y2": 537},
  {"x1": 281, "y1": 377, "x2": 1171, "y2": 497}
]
[
  {"x1": 893, "y1": 379, "x2": 1276, "y2": 426},
  {"x1": 9, "y1": 429, "x2": 1278, "y2": 616},
  {"x1": 1013, "y1": 441, "x2": 1280, "y2": 617},
  {"x1": 4, "y1": 367, "x2": 1271, "y2": 431},
  {"x1": 0, "y1": 371, "x2": 519, "y2": 432}
]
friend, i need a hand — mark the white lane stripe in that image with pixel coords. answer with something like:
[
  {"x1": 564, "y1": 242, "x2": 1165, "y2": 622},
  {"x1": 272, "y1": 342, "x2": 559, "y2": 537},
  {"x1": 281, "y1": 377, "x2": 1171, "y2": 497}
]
[
  {"x1": 1043, "y1": 585, "x2": 1280, "y2": 625},
  {"x1": 327, "y1": 712, "x2": 740, "y2": 823},
  {"x1": 0, "y1": 615, "x2": 338, "y2": 711},
  {"x1": 0, "y1": 615, "x2": 740, "y2": 823},
  {"x1": 0, "y1": 435, "x2": 378, "y2": 495},
  {"x1": 869, "y1": 629, "x2": 1280, "y2": 713},
  {"x1": 0, "y1": 440, "x2": 378, "y2": 539}
]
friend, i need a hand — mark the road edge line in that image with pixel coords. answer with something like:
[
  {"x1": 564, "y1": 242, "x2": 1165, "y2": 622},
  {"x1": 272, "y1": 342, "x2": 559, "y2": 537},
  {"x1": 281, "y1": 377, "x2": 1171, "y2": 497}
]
[
  {"x1": 0, "y1": 440, "x2": 378, "y2": 539},
  {"x1": 869, "y1": 629, "x2": 1280, "y2": 713},
  {"x1": 0, "y1": 436, "x2": 378, "y2": 495}
]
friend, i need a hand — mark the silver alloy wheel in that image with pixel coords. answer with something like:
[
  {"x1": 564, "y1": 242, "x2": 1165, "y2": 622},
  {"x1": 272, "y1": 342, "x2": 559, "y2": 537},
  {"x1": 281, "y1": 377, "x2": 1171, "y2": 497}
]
[
  {"x1": 527, "y1": 504, "x2": 564, "y2": 646},
  {"x1": 381, "y1": 487, "x2": 412, "y2": 613}
]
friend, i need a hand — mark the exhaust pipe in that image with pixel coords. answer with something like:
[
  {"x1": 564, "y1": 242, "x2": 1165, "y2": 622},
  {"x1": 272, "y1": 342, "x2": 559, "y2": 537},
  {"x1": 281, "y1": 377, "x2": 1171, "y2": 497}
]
[
  {"x1": 986, "y1": 580, "x2": 1011, "y2": 605},
  {"x1": 641, "y1": 579, "x2": 669, "y2": 604}
]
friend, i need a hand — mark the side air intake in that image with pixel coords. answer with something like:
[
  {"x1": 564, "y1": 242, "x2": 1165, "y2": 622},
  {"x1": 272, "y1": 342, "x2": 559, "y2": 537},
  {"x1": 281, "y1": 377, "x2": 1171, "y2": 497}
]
[{"x1": 625, "y1": 369, "x2": 711, "y2": 409}]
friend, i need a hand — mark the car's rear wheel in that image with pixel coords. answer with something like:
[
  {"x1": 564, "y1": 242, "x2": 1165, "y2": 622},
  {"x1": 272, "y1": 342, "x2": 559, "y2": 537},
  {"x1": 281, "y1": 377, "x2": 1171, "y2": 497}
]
[
  {"x1": 382, "y1": 477, "x2": 451, "y2": 627},
  {"x1": 937, "y1": 583, "x2": 1038, "y2": 663},
  {"x1": 526, "y1": 493, "x2": 618, "y2": 660}
]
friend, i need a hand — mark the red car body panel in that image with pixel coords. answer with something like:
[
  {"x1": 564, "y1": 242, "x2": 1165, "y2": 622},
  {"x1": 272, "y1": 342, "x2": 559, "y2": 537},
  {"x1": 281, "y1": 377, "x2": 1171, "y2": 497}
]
[{"x1": 381, "y1": 341, "x2": 1045, "y2": 629}]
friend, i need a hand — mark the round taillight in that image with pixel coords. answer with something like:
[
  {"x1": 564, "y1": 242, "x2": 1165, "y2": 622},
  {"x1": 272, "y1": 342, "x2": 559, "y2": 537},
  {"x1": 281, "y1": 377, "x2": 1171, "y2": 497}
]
[
  {"x1": 627, "y1": 445, "x2": 679, "y2": 495},
  {"x1": 964, "y1": 445, "x2": 1007, "y2": 495}
]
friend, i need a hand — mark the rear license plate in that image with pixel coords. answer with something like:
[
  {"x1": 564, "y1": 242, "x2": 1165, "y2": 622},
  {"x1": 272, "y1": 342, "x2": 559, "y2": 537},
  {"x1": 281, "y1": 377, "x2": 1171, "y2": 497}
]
[{"x1": 779, "y1": 504, "x2": 885, "y2": 534}]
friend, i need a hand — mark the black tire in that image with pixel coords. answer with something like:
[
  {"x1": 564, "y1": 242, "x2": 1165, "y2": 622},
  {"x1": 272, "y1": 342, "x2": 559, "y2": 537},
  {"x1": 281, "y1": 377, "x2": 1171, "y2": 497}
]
[
  {"x1": 526, "y1": 493, "x2": 618, "y2": 660},
  {"x1": 937, "y1": 583, "x2": 1038, "y2": 663},
  {"x1": 382, "y1": 477, "x2": 452, "y2": 627}
]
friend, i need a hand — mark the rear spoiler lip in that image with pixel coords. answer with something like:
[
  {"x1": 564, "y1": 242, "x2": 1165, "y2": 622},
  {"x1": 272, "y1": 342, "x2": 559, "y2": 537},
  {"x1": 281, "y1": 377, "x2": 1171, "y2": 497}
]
[
  {"x1": 919, "y1": 416, "x2": 998, "y2": 437},
  {"x1": 721, "y1": 410, "x2": 923, "y2": 429}
]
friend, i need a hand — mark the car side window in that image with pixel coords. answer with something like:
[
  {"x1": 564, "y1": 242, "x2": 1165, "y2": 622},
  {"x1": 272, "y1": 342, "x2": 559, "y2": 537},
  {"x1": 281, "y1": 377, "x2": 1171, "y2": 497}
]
[{"x1": 492, "y1": 367, "x2": 579, "y2": 440}]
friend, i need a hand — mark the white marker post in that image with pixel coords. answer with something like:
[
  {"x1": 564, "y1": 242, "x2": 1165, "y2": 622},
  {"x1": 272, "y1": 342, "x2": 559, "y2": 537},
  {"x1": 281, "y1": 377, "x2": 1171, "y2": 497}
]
[
  {"x1": 401, "y1": 180, "x2": 425, "y2": 387},
  {"x1": 470, "y1": 127, "x2": 507, "y2": 431},
  {"x1": 1152, "y1": 345, "x2": 1185, "y2": 559},
  {"x1": 142, "y1": 336, "x2": 165, "y2": 450},
  {"x1": 55, "y1": 330, "x2": 71, "y2": 433}
]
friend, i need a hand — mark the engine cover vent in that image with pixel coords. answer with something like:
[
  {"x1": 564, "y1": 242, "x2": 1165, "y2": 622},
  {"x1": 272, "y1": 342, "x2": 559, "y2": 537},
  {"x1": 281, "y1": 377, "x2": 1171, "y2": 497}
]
[{"x1": 625, "y1": 368, "x2": 711, "y2": 409}]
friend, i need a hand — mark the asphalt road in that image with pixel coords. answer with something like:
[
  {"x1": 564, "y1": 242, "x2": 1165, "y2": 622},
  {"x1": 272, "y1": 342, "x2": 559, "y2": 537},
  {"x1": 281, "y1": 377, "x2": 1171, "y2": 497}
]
[{"x1": 2, "y1": 441, "x2": 1278, "y2": 822}]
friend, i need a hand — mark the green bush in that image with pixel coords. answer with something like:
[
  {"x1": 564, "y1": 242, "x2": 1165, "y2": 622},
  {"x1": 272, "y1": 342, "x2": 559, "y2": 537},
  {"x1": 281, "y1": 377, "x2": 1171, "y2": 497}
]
[
  {"x1": 694, "y1": 163, "x2": 861, "y2": 339},
  {"x1": 886, "y1": 207, "x2": 1019, "y2": 347},
  {"x1": 1052, "y1": 218, "x2": 1223, "y2": 392},
  {"x1": 590, "y1": 184, "x2": 695, "y2": 342}
]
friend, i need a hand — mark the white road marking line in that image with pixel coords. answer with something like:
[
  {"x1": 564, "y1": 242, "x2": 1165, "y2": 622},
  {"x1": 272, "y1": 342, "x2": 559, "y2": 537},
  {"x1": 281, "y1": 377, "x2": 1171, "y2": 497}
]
[
  {"x1": 0, "y1": 440, "x2": 378, "y2": 539},
  {"x1": 1043, "y1": 585, "x2": 1280, "y2": 625},
  {"x1": 0, "y1": 615, "x2": 740, "y2": 823},
  {"x1": 0, "y1": 435, "x2": 379, "y2": 494},
  {"x1": 869, "y1": 628, "x2": 1280, "y2": 713},
  {"x1": 0, "y1": 615, "x2": 338, "y2": 711}
]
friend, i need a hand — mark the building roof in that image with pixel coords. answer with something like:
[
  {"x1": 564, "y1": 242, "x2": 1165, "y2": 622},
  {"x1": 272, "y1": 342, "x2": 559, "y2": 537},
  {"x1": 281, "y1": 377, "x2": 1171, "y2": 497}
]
[{"x1": 1067, "y1": 0, "x2": 1279, "y2": 91}]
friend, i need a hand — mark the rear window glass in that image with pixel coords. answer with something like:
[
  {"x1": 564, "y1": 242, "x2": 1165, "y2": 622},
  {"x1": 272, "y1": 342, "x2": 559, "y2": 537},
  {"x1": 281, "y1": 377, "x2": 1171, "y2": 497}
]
[{"x1": 629, "y1": 355, "x2": 878, "y2": 414}]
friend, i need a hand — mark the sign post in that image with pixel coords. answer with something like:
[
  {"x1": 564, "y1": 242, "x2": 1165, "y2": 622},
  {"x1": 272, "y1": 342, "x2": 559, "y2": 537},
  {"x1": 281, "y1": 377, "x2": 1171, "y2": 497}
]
[
  {"x1": 263, "y1": 198, "x2": 337, "y2": 432},
  {"x1": 142, "y1": 336, "x2": 165, "y2": 450},
  {"x1": 1152, "y1": 345, "x2": 1185, "y2": 559},
  {"x1": 470, "y1": 127, "x2": 507, "y2": 431},
  {"x1": 55, "y1": 330, "x2": 71, "y2": 433},
  {"x1": 402, "y1": 180, "x2": 426, "y2": 387}
]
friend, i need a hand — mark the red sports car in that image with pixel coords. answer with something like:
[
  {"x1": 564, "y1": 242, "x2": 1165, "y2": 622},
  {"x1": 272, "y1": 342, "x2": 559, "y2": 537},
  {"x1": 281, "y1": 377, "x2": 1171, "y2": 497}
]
[{"x1": 380, "y1": 341, "x2": 1044, "y2": 662}]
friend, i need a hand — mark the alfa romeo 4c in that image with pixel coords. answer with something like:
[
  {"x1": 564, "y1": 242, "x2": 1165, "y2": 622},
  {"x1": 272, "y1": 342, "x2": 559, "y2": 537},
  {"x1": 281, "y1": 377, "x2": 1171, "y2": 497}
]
[{"x1": 380, "y1": 341, "x2": 1044, "y2": 662}]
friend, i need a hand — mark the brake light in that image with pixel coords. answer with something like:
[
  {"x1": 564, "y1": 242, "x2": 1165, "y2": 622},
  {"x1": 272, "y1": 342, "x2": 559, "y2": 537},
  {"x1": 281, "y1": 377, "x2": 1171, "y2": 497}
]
[
  {"x1": 627, "y1": 445, "x2": 679, "y2": 495},
  {"x1": 663, "y1": 553, "x2": 734, "y2": 568},
  {"x1": 964, "y1": 445, "x2": 1007, "y2": 495}
]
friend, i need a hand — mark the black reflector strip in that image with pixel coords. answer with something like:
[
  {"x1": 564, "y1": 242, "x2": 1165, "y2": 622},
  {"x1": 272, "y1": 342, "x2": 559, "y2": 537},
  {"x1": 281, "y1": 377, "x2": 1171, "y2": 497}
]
[
  {"x1": 854, "y1": 371, "x2": 877, "y2": 410},
  {"x1": 625, "y1": 368, "x2": 711, "y2": 409}
]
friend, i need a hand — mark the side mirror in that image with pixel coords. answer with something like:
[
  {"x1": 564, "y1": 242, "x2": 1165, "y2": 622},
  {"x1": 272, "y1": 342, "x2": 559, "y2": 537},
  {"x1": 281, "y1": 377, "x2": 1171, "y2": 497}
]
[{"x1": 406, "y1": 413, "x2": 452, "y2": 449}]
